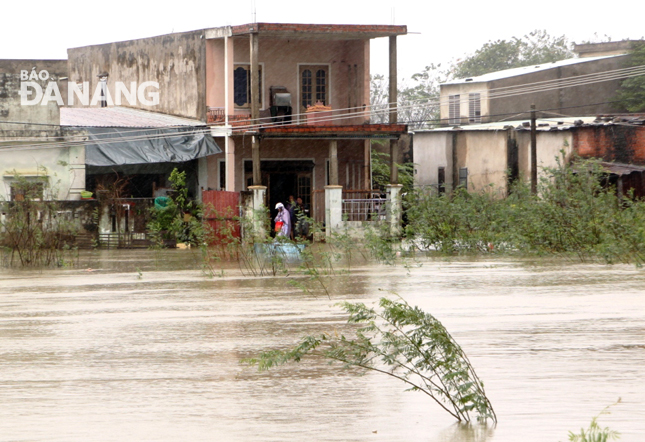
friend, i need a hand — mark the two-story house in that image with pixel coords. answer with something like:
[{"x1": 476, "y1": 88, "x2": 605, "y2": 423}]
[
  {"x1": 438, "y1": 41, "x2": 637, "y2": 126},
  {"x1": 67, "y1": 23, "x2": 408, "y2": 219}
]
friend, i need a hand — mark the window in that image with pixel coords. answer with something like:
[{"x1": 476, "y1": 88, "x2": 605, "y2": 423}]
[
  {"x1": 459, "y1": 168, "x2": 468, "y2": 189},
  {"x1": 449, "y1": 94, "x2": 460, "y2": 125},
  {"x1": 469, "y1": 93, "x2": 481, "y2": 124},
  {"x1": 233, "y1": 64, "x2": 262, "y2": 108},
  {"x1": 300, "y1": 65, "x2": 329, "y2": 111},
  {"x1": 438, "y1": 167, "x2": 446, "y2": 194},
  {"x1": 218, "y1": 159, "x2": 226, "y2": 190},
  {"x1": 297, "y1": 174, "x2": 311, "y2": 209},
  {"x1": 10, "y1": 181, "x2": 45, "y2": 201}
]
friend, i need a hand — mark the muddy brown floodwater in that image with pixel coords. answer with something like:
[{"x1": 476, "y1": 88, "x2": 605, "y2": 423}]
[{"x1": 1, "y1": 249, "x2": 644, "y2": 441}]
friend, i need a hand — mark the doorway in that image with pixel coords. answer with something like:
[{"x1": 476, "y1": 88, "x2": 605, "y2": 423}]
[{"x1": 244, "y1": 159, "x2": 314, "y2": 219}]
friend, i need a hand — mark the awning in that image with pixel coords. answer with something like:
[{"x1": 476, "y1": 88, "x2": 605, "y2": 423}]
[{"x1": 74, "y1": 127, "x2": 221, "y2": 167}]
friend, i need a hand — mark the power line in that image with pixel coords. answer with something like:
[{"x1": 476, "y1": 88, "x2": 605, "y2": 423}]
[{"x1": 1, "y1": 63, "x2": 644, "y2": 150}]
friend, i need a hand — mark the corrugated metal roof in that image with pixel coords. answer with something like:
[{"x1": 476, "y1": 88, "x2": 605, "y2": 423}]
[
  {"x1": 442, "y1": 55, "x2": 626, "y2": 86},
  {"x1": 600, "y1": 162, "x2": 645, "y2": 176},
  {"x1": 60, "y1": 107, "x2": 205, "y2": 128}
]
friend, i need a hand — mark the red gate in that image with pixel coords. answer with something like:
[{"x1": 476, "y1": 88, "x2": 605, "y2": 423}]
[{"x1": 202, "y1": 190, "x2": 241, "y2": 243}]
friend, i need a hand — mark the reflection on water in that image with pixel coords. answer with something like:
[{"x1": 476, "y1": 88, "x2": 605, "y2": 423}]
[{"x1": 1, "y1": 250, "x2": 644, "y2": 441}]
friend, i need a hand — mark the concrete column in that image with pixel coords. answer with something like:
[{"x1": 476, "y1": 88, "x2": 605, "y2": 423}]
[
  {"x1": 197, "y1": 156, "x2": 208, "y2": 201},
  {"x1": 247, "y1": 185, "x2": 267, "y2": 241},
  {"x1": 329, "y1": 140, "x2": 339, "y2": 186},
  {"x1": 250, "y1": 32, "x2": 261, "y2": 186},
  {"x1": 364, "y1": 139, "x2": 371, "y2": 190},
  {"x1": 67, "y1": 144, "x2": 86, "y2": 200},
  {"x1": 226, "y1": 136, "x2": 236, "y2": 191},
  {"x1": 386, "y1": 184, "x2": 403, "y2": 237},
  {"x1": 389, "y1": 36, "x2": 399, "y2": 185},
  {"x1": 325, "y1": 185, "x2": 343, "y2": 237}
]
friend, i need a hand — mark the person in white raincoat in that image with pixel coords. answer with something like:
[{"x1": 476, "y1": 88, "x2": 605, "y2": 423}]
[{"x1": 274, "y1": 202, "x2": 291, "y2": 237}]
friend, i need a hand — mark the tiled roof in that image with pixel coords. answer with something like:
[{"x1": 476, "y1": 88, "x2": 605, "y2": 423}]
[
  {"x1": 60, "y1": 107, "x2": 205, "y2": 128},
  {"x1": 259, "y1": 123, "x2": 408, "y2": 138}
]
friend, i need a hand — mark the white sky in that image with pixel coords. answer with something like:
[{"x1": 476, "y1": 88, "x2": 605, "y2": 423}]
[{"x1": 1, "y1": 0, "x2": 644, "y2": 80}]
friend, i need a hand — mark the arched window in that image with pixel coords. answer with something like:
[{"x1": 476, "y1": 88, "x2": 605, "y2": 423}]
[{"x1": 300, "y1": 65, "x2": 329, "y2": 111}]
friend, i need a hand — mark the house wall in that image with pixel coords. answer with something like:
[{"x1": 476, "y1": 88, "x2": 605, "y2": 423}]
[
  {"x1": 438, "y1": 83, "x2": 489, "y2": 126},
  {"x1": 413, "y1": 131, "x2": 453, "y2": 190},
  {"x1": 516, "y1": 130, "x2": 573, "y2": 179},
  {"x1": 574, "y1": 125, "x2": 645, "y2": 164},
  {"x1": 67, "y1": 31, "x2": 207, "y2": 121},
  {"x1": 456, "y1": 131, "x2": 508, "y2": 192},
  {"x1": 440, "y1": 55, "x2": 630, "y2": 125},
  {"x1": 489, "y1": 56, "x2": 628, "y2": 121},
  {"x1": 205, "y1": 36, "x2": 370, "y2": 124},
  {"x1": 414, "y1": 128, "x2": 574, "y2": 193},
  {"x1": 0, "y1": 138, "x2": 85, "y2": 201},
  {"x1": 0, "y1": 60, "x2": 67, "y2": 129}
]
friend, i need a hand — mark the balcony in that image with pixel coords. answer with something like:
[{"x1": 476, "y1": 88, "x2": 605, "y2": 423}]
[{"x1": 206, "y1": 105, "x2": 371, "y2": 128}]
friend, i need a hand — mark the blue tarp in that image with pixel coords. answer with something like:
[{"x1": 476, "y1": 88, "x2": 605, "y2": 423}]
[{"x1": 76, "y1": 126, "x2": 221, "y2": 166}]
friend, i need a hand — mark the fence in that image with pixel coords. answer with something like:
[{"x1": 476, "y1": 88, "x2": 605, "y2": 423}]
[
  {"x1": 341, "y1": 190, "x2": 385, "y2": 222},
  {"x1": 312, "y1": 189, "x2": 385, "y2": 224}
]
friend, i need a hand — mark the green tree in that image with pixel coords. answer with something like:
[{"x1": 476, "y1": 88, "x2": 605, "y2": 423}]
[
  {"x1": 453, "y1": 30, "x2": 575, "y2": 79},
  {"x1": 246, "y1": 297, "x2": 496, "y2": 423},
  {"x1": 616, "y1": 40, "x2": 645, "y2": 112},
  {"x1": 370, "y1": 147, "x2": 415, "y2": 194},
  {"x1": 370, "y1": 74, "x2": 390, "y2": 124},
  {"x1": 398, "y1": 63, "x2": 446, "y2": 129}
]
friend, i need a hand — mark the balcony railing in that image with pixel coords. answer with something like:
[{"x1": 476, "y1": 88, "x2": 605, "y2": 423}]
[{"x1": 207, "y1": 107, "x2": 370, "y2": 127}]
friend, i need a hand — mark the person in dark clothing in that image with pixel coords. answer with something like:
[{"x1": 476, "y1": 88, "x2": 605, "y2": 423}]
[{"x1": 294, "y1": 197, "x2": 310, "y2": 239}]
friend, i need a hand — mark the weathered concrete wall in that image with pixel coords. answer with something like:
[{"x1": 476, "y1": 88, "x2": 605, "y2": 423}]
[
  {"x1": 0, "y1": 133, "x2": 86, "y2": 201},
  {"x1": 205, "y1": 36, "x2": 370, "y2": 124},
  {"x1": 517, "y1": 130, "x2": 573, "y2": 179},
  {"x1": 457, "y1": 131, "x2": 508, "y2": 192},
  {"x1": 413, "y1": 128, "x2": 574, "y2": 193},
  {"x1": 440, "y1": 55, "x2": 630, "y2": 124},
  {"x1": 0, "y1": 60, "x2": 67, "y2": 128},
  {"x1": 413, "y1": 131, "x2": 453, "y2": 190},
  {"x1": 489, "y1": 56, "x2": 629, "y2": 121},
  {"x1": 67, "y1": 31, "x2": 206, "y2": 121}
]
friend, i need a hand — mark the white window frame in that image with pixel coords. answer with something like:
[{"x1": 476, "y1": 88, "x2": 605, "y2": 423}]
[
  {"x1": 469, "y1": 93, "x2": 481, "y2": 124},
  {"x1": 449, "y1": 94, "x2": 461, "y2": 125}
]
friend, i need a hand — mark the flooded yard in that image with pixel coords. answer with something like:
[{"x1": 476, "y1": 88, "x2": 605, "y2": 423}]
[{"x1": 1, "y1": 250, "x2": 644, "y2": 441}]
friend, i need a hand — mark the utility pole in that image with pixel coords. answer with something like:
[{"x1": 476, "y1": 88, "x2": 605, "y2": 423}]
[{"x1": 530, "y1": 104, "x2": 537, "y2": 195}]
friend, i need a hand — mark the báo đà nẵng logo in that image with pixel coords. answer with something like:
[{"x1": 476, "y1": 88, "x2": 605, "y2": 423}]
[{"x1": 19, "y1": 69, "x2": 160, "y2": 106}]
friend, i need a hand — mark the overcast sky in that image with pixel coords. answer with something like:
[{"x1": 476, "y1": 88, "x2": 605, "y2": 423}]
[{"x1": 2, "y1": 0, "x2": 643, "y2": 80}]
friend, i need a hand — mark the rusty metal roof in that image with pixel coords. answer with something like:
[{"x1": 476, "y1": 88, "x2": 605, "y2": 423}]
[
  {"x1": 600, "y1": 162, "x2": 645, "y2": 176},
  {"x1": 60, "y1": 107, "x2": 205, "y2": 128}
]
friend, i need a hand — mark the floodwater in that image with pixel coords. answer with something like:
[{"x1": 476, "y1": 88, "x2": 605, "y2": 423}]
[{"x1": 1, "y1": 250, "x2": 644, "y2": 442}]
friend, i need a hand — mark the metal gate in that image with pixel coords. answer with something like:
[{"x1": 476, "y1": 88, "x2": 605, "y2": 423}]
[{"x1": 202, "y1": 190, "x2": 241, "y2": 243}]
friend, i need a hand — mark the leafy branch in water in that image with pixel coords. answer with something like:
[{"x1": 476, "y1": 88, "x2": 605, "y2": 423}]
[
  {"x1": 245, "y1": 296, "x2": 496, "y2": 423},
  {"x1": 566, "y1": 398, "x2": 621, "y2": 442}
]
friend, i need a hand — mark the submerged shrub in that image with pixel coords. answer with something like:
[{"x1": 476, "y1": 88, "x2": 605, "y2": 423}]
[{"x1": 405, "y1": 156, "x2": 645, "y2": 264}]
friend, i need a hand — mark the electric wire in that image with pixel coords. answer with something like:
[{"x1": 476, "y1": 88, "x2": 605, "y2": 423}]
[{"x1": 1, "y1": 63, "x2": 644, "y2": 151}]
